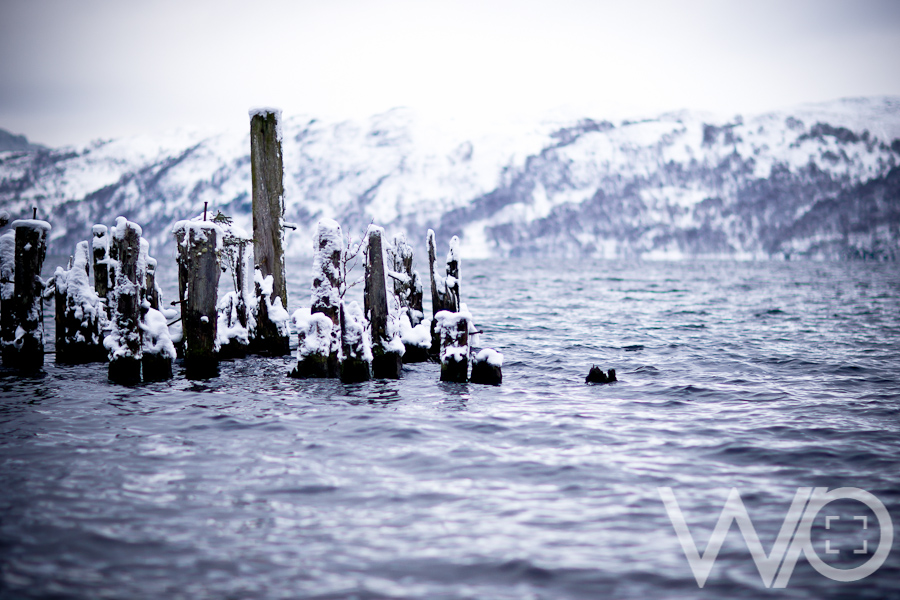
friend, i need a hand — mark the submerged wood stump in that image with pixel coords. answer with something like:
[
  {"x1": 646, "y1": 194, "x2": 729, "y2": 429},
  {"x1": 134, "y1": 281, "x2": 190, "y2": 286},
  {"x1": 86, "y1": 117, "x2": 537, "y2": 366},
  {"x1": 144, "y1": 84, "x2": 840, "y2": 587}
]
[
  {"x1": 471, "y1": 349, "x2": 503, "y2": 385},
  {"x1": 108, "y1": 219, "x2": 142, "y2": 384},
  {"x1": 175, "y1": 221, "x2": 220, "y2": 379},
  {"x1": 250, "y1": 108, "x2": 289, "y2": 356},
  {"x1": 428, "y1": 230, "x2": 461, "y2": 355},
  {"x1": 366, "y1": 227, "x2": 402, "y2": 379}
]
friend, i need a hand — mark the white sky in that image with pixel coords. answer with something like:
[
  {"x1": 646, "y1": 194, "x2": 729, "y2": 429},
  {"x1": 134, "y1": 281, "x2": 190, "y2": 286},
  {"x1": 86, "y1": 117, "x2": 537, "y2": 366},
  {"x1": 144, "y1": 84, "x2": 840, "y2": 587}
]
[{"x1": 1, "y1": 0, "x2": 899, "y2": 146}]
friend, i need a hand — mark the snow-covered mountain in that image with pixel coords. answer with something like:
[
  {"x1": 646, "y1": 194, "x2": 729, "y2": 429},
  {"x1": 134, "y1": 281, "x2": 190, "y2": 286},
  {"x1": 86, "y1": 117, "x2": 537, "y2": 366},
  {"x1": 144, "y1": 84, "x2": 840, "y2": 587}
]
[{"x1": 2, "y1": 97, "x2": 899, "y2": 260}]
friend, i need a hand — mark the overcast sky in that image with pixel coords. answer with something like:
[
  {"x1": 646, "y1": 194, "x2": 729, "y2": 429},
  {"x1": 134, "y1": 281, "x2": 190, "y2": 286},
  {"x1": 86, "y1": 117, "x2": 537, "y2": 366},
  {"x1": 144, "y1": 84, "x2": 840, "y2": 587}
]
[{"x1": 1, "y1": 0, "x2": 899, "y2": 146}]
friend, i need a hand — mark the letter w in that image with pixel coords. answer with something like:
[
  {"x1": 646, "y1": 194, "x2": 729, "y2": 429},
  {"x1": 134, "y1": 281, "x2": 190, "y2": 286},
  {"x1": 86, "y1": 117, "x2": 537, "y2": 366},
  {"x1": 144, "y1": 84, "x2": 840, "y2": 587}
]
[{"x1": 658, "y1": 487, "x2": 812, "y2": 588}]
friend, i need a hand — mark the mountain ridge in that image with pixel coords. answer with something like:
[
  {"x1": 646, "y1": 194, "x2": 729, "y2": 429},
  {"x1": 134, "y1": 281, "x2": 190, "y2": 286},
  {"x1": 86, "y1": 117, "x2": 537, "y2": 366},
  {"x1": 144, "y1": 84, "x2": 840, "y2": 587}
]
[{"x1": 1, "y1": 96, "x2": 898, "y2": 260}]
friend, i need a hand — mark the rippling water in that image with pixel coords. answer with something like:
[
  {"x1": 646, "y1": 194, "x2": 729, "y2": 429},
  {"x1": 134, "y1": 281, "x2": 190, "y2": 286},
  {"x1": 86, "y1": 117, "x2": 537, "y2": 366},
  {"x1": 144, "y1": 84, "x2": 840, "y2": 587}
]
[{"x1": 1, "y1": 258, "x2": 899, "y2": 599}]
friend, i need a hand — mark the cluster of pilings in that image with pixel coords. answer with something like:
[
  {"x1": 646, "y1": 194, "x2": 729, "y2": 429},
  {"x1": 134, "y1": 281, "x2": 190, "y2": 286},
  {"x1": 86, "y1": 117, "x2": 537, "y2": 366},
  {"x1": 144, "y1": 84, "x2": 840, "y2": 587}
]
[
  {"x1": 0, "y1": 108, "x2": 505, "y2": 387},
  {"x1": 290, "y1": 218, "x2": 503, "y2": 385}
]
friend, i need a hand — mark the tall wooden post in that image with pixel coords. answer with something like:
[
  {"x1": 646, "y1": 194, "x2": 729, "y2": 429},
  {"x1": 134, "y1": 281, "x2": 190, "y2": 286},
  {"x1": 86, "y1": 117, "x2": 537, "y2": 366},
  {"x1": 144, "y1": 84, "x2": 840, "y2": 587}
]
[
  {"x1": 366, "y1": 226, "x2": 402, "y2": 379},
  {"x1": 174, "y1": 221, "x2": 220, "y2": 379},
  {"x1": 108, "y1": 219, "x2": 142, "y2": 383},
  {"x1": 249, "y1": 108, "x2": 288, "y2": 321},
  {"x1": 56, "y1": 242, "x2": 105, "y2": 364}
]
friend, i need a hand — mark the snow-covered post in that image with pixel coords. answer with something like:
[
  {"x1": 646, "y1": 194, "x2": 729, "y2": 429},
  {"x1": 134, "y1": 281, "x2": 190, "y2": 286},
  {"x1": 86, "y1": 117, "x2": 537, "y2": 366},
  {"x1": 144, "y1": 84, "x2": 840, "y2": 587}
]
[
  {"x1": 92, "y1": 225, "x2": 110, "y2": 306},
  {"x1": 144, "y1": 257, "x2": 160, "y2": 311},
  {"x1": 291, "y1": 219, "x2": 343, "y2": 378},
  {"x1": 0, "y1": 231, "x2": 14, "y2": 363},
  {"x1": 54, "y1": 242, "x2": 106, "y2": 364},
  {"x1": 107, "y1": 218, "x2": 142, "y2": 383},
  {"x1": 249, "y1": 108, "x2": 289, "y2": 356},
  {"x1": 174, "y1": 220, "x2": 221, "y2": 379},
  {"x1": 427, "y1": 230, "x2": 461, "y2": 354},
  {"x1": 388, "y1": 233, "x2": 429, "y2": 363},
  {"x1": 2, "y1": 219, "x2": 51, "y2": 370},
  {"x1": 471, "y1": 349, "x2": 503, "y2": 385},
  {"x1": 436, "y1": 309, "x2": 471, "y2": 383},
  {"x1": 216, "y1": 221, "x2": 254, "y2": 359},
  {"x1": 365, "y1": 226, "x2": 403, "y2": 379},
  {"x1": 339, "y1": 301, "x2": 372, "y2": 383}
]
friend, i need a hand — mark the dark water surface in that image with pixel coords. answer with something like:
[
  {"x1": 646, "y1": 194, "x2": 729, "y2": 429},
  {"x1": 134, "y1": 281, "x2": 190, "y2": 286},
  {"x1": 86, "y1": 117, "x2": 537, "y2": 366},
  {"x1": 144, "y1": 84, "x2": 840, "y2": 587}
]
[{"x1": 1, "y1": 258, "x2": 899, "y2": 599}]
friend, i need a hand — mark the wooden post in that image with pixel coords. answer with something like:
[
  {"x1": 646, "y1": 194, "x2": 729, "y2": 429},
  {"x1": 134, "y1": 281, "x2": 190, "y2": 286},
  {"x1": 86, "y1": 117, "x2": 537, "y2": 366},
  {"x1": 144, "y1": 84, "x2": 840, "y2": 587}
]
[
  {"x1": 0, "y1": 231, "x2": 16, "y2": 363},
  {"x1": 145, "y1": 257, "x2": 159, "y2": 310},
  {"x1": 174, "y1": 220, "x2": 220, "y2": 379},
  {"x1": 55, "y1": 242, "x2": 105, "y2": 364},
  {"x1": 471, "y1": 349, "x2": 503, "y2": 385},
  {"x1": 92, "y1": 225, "x2": 109, "y2": 305},
  {"x1": 339, "y1": 301, "x2": 371, "y2": 383},
  {"x1": 389, "y1": 233, "x2": 428, "y2": 363},
  {"x1": 250, "y1": 108, "x2": 288, "y2": 355},
  {"x1": 3, "y1": 219, "x2": 51, "y2": 371},
  {"x1": 108, "y1": 219, "x2": 142, "y2": 383},
  {"x1": 427, "y1": 230, "x2": 460, "y2": 354},
  {"x1": 291, "y1": 219, "x2": 343, "y2": 378},
  {"x1": 437, "y1": 310, "x2": 470, "y2": 383},
  {"x1": 366, "y1": 227, "x2": 402, "y2": 379}
]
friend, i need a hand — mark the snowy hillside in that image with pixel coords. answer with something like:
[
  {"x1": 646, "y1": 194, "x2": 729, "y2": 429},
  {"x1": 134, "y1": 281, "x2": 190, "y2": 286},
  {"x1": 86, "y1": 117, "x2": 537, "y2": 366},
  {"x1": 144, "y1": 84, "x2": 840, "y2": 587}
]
[{"x1": 1, "y1": 97, "x2": 899, "y2": 260}]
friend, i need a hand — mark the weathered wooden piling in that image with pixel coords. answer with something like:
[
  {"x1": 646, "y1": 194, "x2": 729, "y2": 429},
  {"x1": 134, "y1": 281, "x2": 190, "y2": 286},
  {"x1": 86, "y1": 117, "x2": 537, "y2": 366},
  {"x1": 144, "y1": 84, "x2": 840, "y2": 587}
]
[
  {"x1": 107, "y1": 218, "x2": 143, "y2": 383},
  {"x1": 54, "y1": 241, "x2": 106, "y2": 364},
  {"x1": 388, "y1": 233, "x2": 429, "y2": 363},
  {"x1": 92, "y1": 225, "x2": 110, "y2": 306},
  {"x1": 249, "y1": 108, "x2": 290, "y2": 356},
  {"x1": 291, "y1": 219, "x2": 343, "y2": 378},
  {"x1": 366, "y1": 227, "x2": 403, "y2": 379},
  {"x1": 174, "y1": 220, "x2": 221, "y2": 379},
  {"x1": 144, "y1": 257, "x2": 160, "y2": 310},
  {"x1": 339, "y1": 301, "x2": 372, "y2": 383},
  {"x1": 436, "y1": 309, "x2": 470, "y2": 383},
  {"x1": 471, "y1": 349, "x2": 503, "y2": 385},
  {"x1": 1, "y1": 219, "x2": 51, "y2": 371},
  {"x1": 216, "y1": 221, "x2": 254, "y2": 359},
  {"x1": 0, "y1": 231, "x2": 16, "y2": 362},
  {"x1": 427, "y1": 230, "x2": 461, "y2": 354}
]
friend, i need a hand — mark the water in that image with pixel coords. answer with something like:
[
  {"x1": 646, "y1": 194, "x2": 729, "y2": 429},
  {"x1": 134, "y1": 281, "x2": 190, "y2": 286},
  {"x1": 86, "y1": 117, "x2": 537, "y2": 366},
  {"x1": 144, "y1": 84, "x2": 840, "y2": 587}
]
[{"x1": 1, "y1": 258, "x2": 899, "y2": 599}]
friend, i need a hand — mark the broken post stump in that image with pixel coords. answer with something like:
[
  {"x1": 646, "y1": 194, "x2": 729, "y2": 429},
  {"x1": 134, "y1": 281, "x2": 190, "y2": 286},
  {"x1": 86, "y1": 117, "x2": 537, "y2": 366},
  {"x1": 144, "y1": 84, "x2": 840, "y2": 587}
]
[
  {"x1": 389, "y1": 233, "x2": 429, "y2": 363},
  {"x1": 291, "y1": 219, "x2": 343, "y2": 378},
  {"x1": 3, "y1": 219, "x2": 51, "y2": 371},
  {"x1": 366, "y1": 226, "x2": 402, "y2": 379},
  {"x1": 428, "y1": 230, "x2": 461, "y2": 355},
  {"x1": 55, "y1": 241, "x2": 106, "y2": 364},
  {"x1": 174, "y1": 220, "x2": 221, "y2": 379},
  {"x1": 436, "y1": 309, "x2": 470, "y2": 383},
  {"x1": 249, "y1": 107, "x2": 289, "y2": 357},
  {"x1": 471, "y1": 348, "x2": 503, "y2": 385},
  {"x1": 107, "y1": 218, "x2": 142, "y2": 384},
  {"x1": 92, "y1": 224, "x2": 110, "y2": 310},
  {"x1": 339, "y1": 301, "x2": 371, "y2": 383},
  {"x1": 215, "y1": 219, "x2": 253, "y2": 359}
]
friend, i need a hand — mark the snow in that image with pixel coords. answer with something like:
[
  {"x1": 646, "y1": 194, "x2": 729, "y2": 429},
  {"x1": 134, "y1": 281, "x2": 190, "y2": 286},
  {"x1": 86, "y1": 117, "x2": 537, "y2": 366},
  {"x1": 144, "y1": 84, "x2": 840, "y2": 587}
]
[
  {"x1": 341, "y1": 300, "x2": 372, "y2": 362},
  {"x1": 254, "y1": 269, "x2": 290, "y2": 337},
  {"x1": 11, "y1": 219, "x2": 51, "y2": 233},
  {"x1": 140, "y1": 304, "x2": 176, "y2": 359},
  {"x1": 249, "y1": 107, "x2": 283, "y2": 144},
  {"x1": 293, "y1": 309, "x2": 334, "y2": 359},
  {"x1": 399, "y1": 313, "x2": 430, "y2": 349},
  {"x1": 474, "y1": 348, "x2": 503, "y2": 367},
  {"x1": 172, "y1": 219, "x2": 223, "y2": 251},
  {"x1": 310, "y1": 218, "x2": 343, "y2": 311}
]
